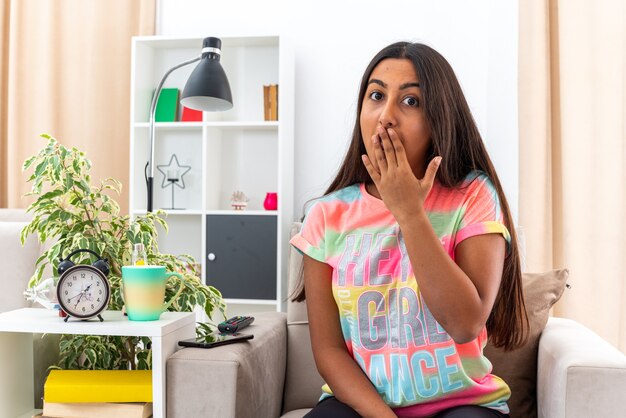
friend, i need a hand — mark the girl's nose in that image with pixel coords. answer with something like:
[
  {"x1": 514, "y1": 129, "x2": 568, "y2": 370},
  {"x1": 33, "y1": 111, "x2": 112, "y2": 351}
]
[{"x1": 378, "y1": 104, "x2": 397, "y2": 128}]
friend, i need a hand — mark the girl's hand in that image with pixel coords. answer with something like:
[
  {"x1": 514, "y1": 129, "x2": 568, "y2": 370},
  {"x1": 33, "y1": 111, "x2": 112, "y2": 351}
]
[{"x1": 362, "y1": 126, "x2": 442, "y2": 223}]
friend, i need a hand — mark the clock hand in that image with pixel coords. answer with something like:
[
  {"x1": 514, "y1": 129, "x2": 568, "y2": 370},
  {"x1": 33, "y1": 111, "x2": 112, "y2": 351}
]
[{"x1": 74, "y1": 292, "x2": 84, "y2": 309}]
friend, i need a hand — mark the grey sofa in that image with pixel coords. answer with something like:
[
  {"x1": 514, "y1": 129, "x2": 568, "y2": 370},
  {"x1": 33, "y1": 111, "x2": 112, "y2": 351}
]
[{"x1": 167, "y1": 225, "x2": 626, "y2": 418}]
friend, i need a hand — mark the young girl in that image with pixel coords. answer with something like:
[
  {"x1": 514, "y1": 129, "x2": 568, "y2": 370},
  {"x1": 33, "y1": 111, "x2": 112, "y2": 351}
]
[{"x1": 290, "y1": 42, "x2": 528, "y2": 418}]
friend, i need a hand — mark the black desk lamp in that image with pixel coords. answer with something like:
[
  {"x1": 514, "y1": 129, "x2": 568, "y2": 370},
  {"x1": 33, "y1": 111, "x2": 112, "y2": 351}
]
[{"x1": 146, "y1": 37, "x2": 233, "y2": 212}]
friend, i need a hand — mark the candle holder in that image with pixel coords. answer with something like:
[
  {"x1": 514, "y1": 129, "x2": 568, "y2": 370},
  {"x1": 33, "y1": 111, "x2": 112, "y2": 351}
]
[{"x1": 157, "y1": 154, "x2": 191, "y2": 210}]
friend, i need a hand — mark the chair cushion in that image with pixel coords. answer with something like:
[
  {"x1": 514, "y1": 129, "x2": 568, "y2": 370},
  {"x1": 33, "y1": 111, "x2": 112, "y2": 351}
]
[
  {"x1": 0, "y1": 208, "x2": 34, "y2": 222},
  {"x1": 287, "y1": 223, "x2": 307, "y2": 324},
  {"x1": 0, "y1": 220, "x2": 40, "y2": 312},
  {"x1": 283, "y1": 323, "x2": 324, "y2": 412},
  {"x1": 284, "y1": 223, "x2": 324, "y2": 411},
  {"x1": 484, "y1": 269, "x2": 569, "y2": 418}
]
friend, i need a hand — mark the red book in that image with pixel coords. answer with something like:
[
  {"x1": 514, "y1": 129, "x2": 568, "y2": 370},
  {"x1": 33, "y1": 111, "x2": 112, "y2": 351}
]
[{"x1": 181, "y1": 106, "x2": 202, "y2": 122}]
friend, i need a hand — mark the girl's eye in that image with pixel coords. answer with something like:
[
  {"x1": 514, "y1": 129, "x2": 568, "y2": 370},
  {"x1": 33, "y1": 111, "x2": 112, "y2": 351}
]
[
  {"x1": 369, "y1": 91, "x2": 383, "y2": 101},
  {"x1": 403, "y1": 96, "x2": 420, "y2": 107}
]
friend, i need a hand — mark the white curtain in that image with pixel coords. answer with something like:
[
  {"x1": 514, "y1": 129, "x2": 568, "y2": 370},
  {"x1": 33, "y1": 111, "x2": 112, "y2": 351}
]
[
  {"x1": 0, "y1": 0, "x2": 155, "y2": 213},
  {"x1": 519, "y1": 0, "x2": 626, "y2": 350}
]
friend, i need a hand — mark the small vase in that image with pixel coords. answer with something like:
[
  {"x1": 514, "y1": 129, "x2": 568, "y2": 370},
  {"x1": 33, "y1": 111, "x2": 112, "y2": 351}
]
[{"x1": 263, "y1": 192, "x2": 278, "y2": 210}]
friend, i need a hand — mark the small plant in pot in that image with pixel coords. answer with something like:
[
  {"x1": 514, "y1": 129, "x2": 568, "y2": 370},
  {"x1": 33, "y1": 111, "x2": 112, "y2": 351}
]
[{"x1": 21, "y1": 134, "x2": 226, "y2": 370}]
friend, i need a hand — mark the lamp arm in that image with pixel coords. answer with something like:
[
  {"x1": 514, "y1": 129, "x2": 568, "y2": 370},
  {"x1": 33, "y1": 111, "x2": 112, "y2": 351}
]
[{"x1": 147, "y1": 55, "x2": 201, "y2": 212}]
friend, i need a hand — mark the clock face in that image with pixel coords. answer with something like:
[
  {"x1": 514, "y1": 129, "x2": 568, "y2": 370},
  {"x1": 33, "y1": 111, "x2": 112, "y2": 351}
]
[{"x1": 57, "y1": 265, "x2": 110, "y2": 319}]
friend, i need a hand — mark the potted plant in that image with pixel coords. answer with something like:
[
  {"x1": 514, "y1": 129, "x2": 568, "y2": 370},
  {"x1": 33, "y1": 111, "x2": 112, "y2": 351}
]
[{"x1": 21, "y1": 134, "x2": 226, "y2": 370}]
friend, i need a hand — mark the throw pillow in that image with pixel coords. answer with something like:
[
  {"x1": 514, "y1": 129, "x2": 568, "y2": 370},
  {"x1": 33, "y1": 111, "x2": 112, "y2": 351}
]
[{"x1": 484, "y1": 269, "x2": 569, "y2": 418}]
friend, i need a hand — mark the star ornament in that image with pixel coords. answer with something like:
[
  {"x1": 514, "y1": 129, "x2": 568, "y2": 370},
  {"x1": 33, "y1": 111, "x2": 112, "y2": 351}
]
[{"x1": 157, "y1": 154, "x2": 192, "y2": 189}]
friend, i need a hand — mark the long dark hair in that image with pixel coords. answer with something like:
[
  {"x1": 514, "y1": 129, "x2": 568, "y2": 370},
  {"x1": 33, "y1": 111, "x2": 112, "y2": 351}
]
[{"x1": 292, "y1": 42, "x2": 528, "y2": 351}]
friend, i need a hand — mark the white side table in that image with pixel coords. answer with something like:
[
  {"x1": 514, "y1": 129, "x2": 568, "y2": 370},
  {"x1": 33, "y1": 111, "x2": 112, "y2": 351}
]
[{"x1": 0, "y1": 308, "x2": 195, "y2": 418}]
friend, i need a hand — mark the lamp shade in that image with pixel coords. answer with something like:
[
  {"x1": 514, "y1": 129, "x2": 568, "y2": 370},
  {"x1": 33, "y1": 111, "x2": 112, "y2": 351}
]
[{"x1": 181, "y1": 37, "x2": 233, "y2": 111}]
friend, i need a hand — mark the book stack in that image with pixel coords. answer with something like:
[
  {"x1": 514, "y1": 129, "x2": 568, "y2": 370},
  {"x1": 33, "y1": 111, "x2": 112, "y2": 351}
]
[
  {"x1": 181, "y1": 106, "x2": 202, "y2": 121},
  {"x1": 263, "y1": 84, "x2": 279, "y2": 121},
  {"x1": 42, "y1": 370, "x2": 153, "y2": 418},
  {"x1": 155, "y1": 88, "x2": 179, "y2": 122}
]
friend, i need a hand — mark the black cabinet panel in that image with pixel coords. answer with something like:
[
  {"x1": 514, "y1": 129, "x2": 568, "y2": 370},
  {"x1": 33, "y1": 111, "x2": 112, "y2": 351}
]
[{"x1": 205, "y1": 215, "x2": 277, "y2": 300}]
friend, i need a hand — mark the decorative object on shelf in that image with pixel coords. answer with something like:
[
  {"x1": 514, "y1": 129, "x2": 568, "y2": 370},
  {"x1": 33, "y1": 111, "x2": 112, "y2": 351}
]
[
  {"x1": 44, "y1": 369, "x2": 153, "y2": 403},
  {"x1": 23, "y1": 276, "x2": 59, "y2": 310},
  {"x1": 154, "y1": 88, "x2": 179, "y2": 122},
  {"x1": 156, "y1": 154, "x2": 191, "y2": 210},
  {"x1": 122, "y1": 265, "x2": 184, "y2": 321},
  {"x1": 147, "y1": 37, "x2": 233, "y2": 213},
  {"x1": 56, "y1": 249, "x2": 111, "y2": 322},
  {"x1": 43, "y1": 401, "x2": 152, "y2": 418},
  {"x1": 132, "y1": 243, "x2": 148, "y2": 266},
  {"x1": 230, "y1": 190, "x2": 249, "y2": 210},
  {"x1": 181, "y1": 106, "x2": 203, "y2": 122},
  {"x1": 262, "y1": 84, "x2": 279, "y2": 121},
  {"x1": 22, "y1": 134, "x2": 226, "y2": 370},
  {"x1": 263, "y1": 192, "x2": 278, "y2": 210}
]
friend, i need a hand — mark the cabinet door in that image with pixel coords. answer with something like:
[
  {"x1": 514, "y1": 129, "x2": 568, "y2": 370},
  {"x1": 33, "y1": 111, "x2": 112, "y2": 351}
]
[{"x1": 205, "y1": 215, "x2": 277, "y2": 300}]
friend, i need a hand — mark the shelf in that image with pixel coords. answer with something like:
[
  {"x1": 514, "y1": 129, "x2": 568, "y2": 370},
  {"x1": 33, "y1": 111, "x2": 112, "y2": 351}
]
[
  {"x1": 205, "y1": 210, "x2": 277, "y2": 216},
  {"x1": 132, "y1": 210, "x2": 277, "y2": 216},
  {"x1": 132, "y1": 210, "x2": 203, "y2": 216},
  {"x1": 0, "y1": 309, "x2": 195, "y2": 337},
  {"x1": 17, "y1": 409, "x2": 42, "y2": 418},
  {"x1": 134, "y1": 122, "x2": 202, "y2": 130},
  {"x1": 134, "y1": 121, "x2": 278, "y2": 130},
  {"x1": 223, "y1": 298, "x2": 279, "y2": 305},
  {"x1": 205, "y1": 121, "x2": 279, "y2": 130},
  {"x1": 132, "y1": 35, "x2": 279, "y2": 49}
]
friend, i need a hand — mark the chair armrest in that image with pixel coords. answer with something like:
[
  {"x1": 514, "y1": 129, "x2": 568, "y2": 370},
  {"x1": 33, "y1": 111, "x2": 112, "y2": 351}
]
[
  {"x1": 537, "y1": 317, "x2": 626, "y2": 418},
  {"x1": 167, "y1": 311, "x2": 287, "y2": 418}
]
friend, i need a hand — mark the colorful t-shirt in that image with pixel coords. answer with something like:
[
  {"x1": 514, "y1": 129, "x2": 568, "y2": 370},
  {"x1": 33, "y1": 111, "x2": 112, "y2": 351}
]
[{"x1": 290, "y1": 171, "x2": 511, "y2": 418}]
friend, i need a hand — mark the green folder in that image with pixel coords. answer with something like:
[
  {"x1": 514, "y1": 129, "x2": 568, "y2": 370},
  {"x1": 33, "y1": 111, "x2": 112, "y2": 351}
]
[{"x1": 154, "y1": 88, "x2": 179, "y2": 122}]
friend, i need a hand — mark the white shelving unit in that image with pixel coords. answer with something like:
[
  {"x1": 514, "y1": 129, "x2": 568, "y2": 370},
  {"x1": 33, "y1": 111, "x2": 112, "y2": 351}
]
[{"x1": 129, "y1": 36, "x2": 294, "y2": 313}]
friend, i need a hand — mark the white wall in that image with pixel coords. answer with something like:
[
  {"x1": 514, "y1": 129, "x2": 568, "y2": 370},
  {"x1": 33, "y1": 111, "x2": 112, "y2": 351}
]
[{"x1": 157, "y1": 0, "x2": 519, "y2": 222}]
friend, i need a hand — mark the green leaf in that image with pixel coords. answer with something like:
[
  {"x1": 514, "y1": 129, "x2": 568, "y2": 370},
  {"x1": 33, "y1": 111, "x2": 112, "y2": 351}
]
[
  {"x1": 103, "y1": 350, "x2": 111, "y2": 367},
  {"x1": 36, "y1": 189, "x2": 64, "y2": 203},
  {"x1": 33, "y1": 160, "x2": 48, "y2": 179},
  {"x1": 197, "y1": 292, "x2": 206, "y2": 308},
  {"x1": 65, "y1": 173, "x2": 74, "y2": 192},
  {"x1": 79, "y1": 180, "x2": 91, "y2": 194},
  {"x1": 51, "y1": 155, "x2": 61, "y2": 181},
  {"x1": 66, "y1": 350, "x2": 80, "y2": 369},
  {"x1": 23, "y1": 156, "x2": 37, "y2": 171},
  {"x1": 84, "y1": 348, "x2": 97, "y2": 368}
]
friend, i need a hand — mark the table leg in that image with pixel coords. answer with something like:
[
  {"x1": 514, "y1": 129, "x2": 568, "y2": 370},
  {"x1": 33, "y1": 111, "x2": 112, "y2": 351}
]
[
  {"x1": 0, "y1": 332, "x2": 34, "y2": 418},
  {"x1": 152, "y1": 322, "x2": 196, "y2": 418}
]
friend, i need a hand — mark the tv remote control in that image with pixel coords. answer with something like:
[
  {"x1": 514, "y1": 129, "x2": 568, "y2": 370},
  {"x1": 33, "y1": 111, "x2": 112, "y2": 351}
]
[{"x1": 218, "y1": 315, "x2": 255, "y2": 333}]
